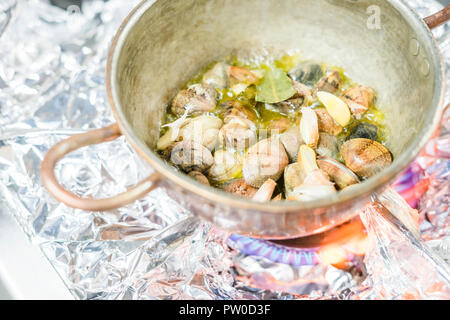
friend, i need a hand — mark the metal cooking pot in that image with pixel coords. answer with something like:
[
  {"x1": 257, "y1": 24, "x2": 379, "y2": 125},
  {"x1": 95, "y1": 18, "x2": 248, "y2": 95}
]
[{"x1": 41, "y1": 0, "x2": 450, "y2": 239}]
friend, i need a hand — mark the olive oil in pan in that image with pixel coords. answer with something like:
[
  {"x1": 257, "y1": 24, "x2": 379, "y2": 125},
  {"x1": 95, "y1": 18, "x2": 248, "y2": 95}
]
[{"x1": 156, "y1": 54, "x2": 391, "y2": 201}]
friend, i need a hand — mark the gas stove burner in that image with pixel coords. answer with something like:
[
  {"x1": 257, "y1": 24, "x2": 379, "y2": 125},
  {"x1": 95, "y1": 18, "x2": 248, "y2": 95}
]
[
  {"x1": 229, "y1": 234, "x2": 320, "y2": 267},
  {"x1": 228, "y1": 218, "x2": 368, "y2": 270}
]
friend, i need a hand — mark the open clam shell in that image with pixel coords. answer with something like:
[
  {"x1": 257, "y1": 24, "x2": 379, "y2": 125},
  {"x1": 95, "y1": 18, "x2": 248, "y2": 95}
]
[
  {"x1": 340, "y1": 138, "x2": 392, "y2": 179},
  {"x1": 317, "y1": 157, "x2": 360, "y2": 189}
]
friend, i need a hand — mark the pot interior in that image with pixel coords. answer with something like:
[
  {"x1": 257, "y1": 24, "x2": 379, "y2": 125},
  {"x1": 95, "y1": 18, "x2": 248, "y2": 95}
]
[{"x1": 114, "y1": 0, "x2": 441, "y2": 200}]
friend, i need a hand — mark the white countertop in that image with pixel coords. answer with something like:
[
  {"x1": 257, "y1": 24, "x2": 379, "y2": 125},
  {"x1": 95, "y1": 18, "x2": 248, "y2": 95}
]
[{"x1": 0, "y1": 209, "x2": 73, "y2": 300}]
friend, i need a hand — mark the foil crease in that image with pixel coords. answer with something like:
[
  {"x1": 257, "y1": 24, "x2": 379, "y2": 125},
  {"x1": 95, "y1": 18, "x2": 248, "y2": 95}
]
[
  {"x1": 0, "y1": 0, "x2": 449, "y2": 300},
  {"x1": 420, "y1": 161, "x2": 450, "y2": 241},
  {"x1": 359, "y1": 204, "x2": 450, "y2": 300}
]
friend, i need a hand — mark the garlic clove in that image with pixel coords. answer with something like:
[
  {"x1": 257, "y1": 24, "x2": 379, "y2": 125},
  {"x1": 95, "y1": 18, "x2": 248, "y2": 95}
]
[{"x1": 317, "y1": 91, "x2": 352, "y2": 127}]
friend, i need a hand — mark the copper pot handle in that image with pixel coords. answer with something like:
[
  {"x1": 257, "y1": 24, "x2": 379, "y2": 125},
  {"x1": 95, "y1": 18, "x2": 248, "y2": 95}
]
[
  {"x1": 424, "y1": 5, "x2": 450, "y2": 29},
  {"x1": 40, "y1": 124, "x2": 161, "y2": 211}
]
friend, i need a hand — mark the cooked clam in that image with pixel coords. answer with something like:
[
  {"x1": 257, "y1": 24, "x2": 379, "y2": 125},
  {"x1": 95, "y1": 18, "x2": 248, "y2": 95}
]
[
  {"x1": 342, "y1": 85, "x2": 375, "y2": 119},
  {"x1": 302, "y1": 169, "x2": 334, "y2": 187},
  {"x1": 347, "y1": 123, "x2": 378, "y2": 141},
  {"x1": 272, "y1": 194, "x2": 283, "y2": 201},
  {"x1": 317, "y1": 157, "x2": 360, "y2": 189},
  {"x1": 267, "y1": 118, "x2": 291, "y2": 134},
  {"x1": 284, "y1": 163, "x2": 307, "y2": 197},
  {"x1": 300, "y1": 107, "x2": 319, "y2": 148},
  {"x1": 202, "y1": 62, "x2": 230, "y2": 89},
  {"x1": 279, "y1": 126, "x2": 302, "y2": 162},
  {"x1": 316, "y1": 133, "x2": 339, "y2": 159},
  {"x1": 288, "y1": 184, "x2": 336, "y2": 201},
  {"x1": 289, "y1": 62, "x2": 324, "y2": 86},
  {"x1": 277, "y1": 99, "x2": 305, "y2": 114},
  {"x1": 171, "y1": 84, "x2": 218, "y2": 116},
  {"x1": 157, "y1": 127, "x2": 179, "y2": 151},
  {"x1": 292, "y1": 80, "x2": 313, "y2": 98},
  {"x1": 224, "y1": 179, "x2": 258, "y2": 198},
  {"x1": 179, "y1": 115, "x2": 223, "y2": 150},
  {"x1": 288, "y1": 146, "x2": 336, "y2": 201},
  {"x1": 243, "y1": 138, "x2": 289, "y2": 187},
  {"x1": 228, "y1": 66, "x2": 260, "y2": 85},
  {"x1": 252, "y1": 179, "x2": 277, "y2": 202},
  {"x1": 288, "y1": 169, "x2": 336, "y2": 201},
  {"x1": 157, "y1": 142, "x2": 176, "y2": 160},
  {"x1": 340, "y1": 138, "x2": 392, "y2": 178},
  {"x1": 157, "y1": 114, "x2": 190, "y2": 150},
  {"x1": 228, "y1": 66, "x2": 261, "y2": 94},
  {"x1": 340, "y1": 183, "x2": 360, "y2": 194},
  {"x1": 315, "y1": 108, "x2": 343, "y2": 136},
  {"x1": 276, "y1": 80, "x2": 313, "y2": 113},
  {"x1": 158, "y1": 55, "x2": 390, "y2": 203},
  {"x1": 188, "y1": 171, "x2": 211, "y2": 186},
  {"x1": 317, "y1": 70, "x2": 341, "y2": 94},
  {"x1": 220, "y1": 100, "x2": 258, "y2": 123},
  {"x1": 219, "y1": 116, "x2": 257, "y2": 150},
  {"x1": 208, "y1": 150, "x2": 242, "y2": 183},
  {"x1": 170, "y1": 140, "x2": 214, "y2": 173}
]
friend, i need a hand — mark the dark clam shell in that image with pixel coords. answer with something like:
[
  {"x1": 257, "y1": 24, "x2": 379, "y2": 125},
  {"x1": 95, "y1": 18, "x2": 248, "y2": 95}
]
[
  {"x1": 289, "y1": 62, "x2": 323, "y2": 86},
  {"x1": 347, "y1": 123, "x2": 378, "y2": 141}
]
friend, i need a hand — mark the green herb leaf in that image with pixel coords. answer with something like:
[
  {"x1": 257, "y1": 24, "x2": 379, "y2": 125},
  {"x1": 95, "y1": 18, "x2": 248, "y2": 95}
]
[{"x1": 256, "y1": 67, "x2": 296, "y2": 104}]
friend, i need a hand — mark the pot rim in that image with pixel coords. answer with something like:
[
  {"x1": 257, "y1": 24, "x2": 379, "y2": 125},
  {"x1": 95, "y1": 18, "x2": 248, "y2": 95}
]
[{"x1": 106, "y1": 0, "x2": 446, "y2": 214}]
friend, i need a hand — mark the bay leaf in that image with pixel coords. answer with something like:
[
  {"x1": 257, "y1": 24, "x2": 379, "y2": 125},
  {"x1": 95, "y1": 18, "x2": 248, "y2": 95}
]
[{"x1": 256, "y1": 67, "x2": 296, "y2": 104}]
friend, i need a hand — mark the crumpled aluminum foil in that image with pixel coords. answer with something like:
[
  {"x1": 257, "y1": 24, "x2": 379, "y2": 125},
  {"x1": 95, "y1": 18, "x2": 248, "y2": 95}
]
[{"x1": 0, "y1": 0, "x2": 449, "y2": 300}]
